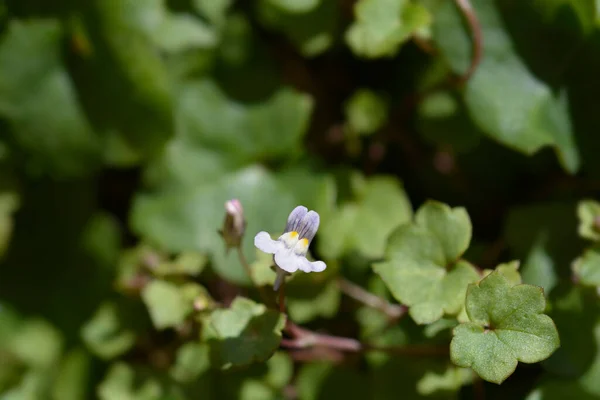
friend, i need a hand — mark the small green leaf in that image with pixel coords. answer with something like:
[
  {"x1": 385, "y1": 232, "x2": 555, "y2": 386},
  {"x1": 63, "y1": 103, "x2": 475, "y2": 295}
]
[
  {"x1": 170, "y1": 342, "x2": 210, "y2": 383},
  {"x1": 319, "y1": 175, "x2": 412, "y2": 260},
  {"x1": 152, "y1": 252, "x2": 207, "y2": 277},
  {"x1": 450, "y1": 272, "x2": 560, "y2": 384},
  {"x1": 577, "y1": 200, "x2": 600, "y2": 241},
  {"x1": 202, "y1": 297, "x2": 285, "y2": 369},
  {"x1": 344, "y1": 89, "x2": 389, "y2": 136},
  {"x1": 52, "y1": 349, "x2": 92, "y2": 400},
  {"x1": 141, "y1": 280, "x2": 193, "y2": 329},
  {"x1": 373, "y1": 201, "x2": 478, "y2": 324},
  {"x1": 573, "y1": 248, "x2": 600, "y2": 287},
  {"x1": 81, "y1": 302, "x2": 136, "y2": 360},
  {"x1": 345, "y1": 0, "x2": 431, "y2": 58},
  {"x1": 287, "y1": 280, "x2": 341, "y2": 323}
]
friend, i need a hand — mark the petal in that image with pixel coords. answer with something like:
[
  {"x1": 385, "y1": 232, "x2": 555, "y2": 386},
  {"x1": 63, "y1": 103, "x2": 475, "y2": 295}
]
[
  {"x1": 274, "y1": 249, "x2": 300, "y2": 273},
  {"x1": 285, "y1": 205, "x2": 308, "y2": 233},
  {"x1": 297, "y1": 211, "x2": 320, "y2": 242},
  {"x1": 254, "y1": 232, "x2": 282, "y2": 254},
  {"x1": 298, "y1": 257, "x2": 327, "y2": 273}
]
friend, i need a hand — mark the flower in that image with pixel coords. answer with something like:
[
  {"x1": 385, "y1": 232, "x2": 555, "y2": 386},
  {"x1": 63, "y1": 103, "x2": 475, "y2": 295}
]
[
  {"x1": 254, "y1": 205, "x2": 326, "y2": 290},
  {"x1": 219, "y1": 199, "x2": 246, "y2": 252}
]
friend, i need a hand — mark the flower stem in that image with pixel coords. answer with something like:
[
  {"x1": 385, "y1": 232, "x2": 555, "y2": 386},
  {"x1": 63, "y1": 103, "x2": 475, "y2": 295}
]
[
  {"x1": 337, "y1": 278, "x2": 407, "y2": 320},
  {"x1": 236, "y1": 247, "x2": 272, "y2": 306},
  {"x1": 454, "y1": 0, "x2": 483, "y2": 84}
]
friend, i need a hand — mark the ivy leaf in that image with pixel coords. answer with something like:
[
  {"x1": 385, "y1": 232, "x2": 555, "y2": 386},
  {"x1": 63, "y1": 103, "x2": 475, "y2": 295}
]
[
  {"x1": 0, "y1": 20, "x2": 101, "y2": 177},
  {"x1": 319, "y1": 175, "x2": 412, "y2": 260},
  {"x1": 482, "y1": 261, "x2": 522, "y2": 286},
  {"x1": 345, "y1": 0, "x2": 431, "y2": 58},
  {"x1": 9, "y1": 319, "x2": 63, "y2": 369},
  {"x1": 81, "y1": 302, "x2": 136, "y2": 360},
  {"x1": 141, "y1": 280, "x2": 193, "y2": 329},
  {"x1": 577, "y1": 200, "x2": 600, "y2": 241},
  {"x1": 202, "y1": 297, "x2": 285, "y2": 369},
  {"x1": 573, "y1": 248, "x2": 600, "y2": 287},
  {"x1": 433, "y1": 0, "x2": 580, "y2": 173},
  {"x1": 450, "y1": 272, "x2": 560, "y2": 384},
  {"x1": 373, "y1": 201, "x2": 479, "y2": 324},
  {"x1": 344, "y1": 89, "x2": 389, "y2": 136}
]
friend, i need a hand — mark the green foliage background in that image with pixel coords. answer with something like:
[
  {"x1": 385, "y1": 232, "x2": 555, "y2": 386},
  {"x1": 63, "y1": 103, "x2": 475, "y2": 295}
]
[{"x1": 0, "y1": 0, "x2": 599, "y2": 398}]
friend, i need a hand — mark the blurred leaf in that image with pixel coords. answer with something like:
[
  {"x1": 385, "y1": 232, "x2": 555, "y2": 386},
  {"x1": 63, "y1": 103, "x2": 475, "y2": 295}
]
[
  {"x1": 345, "y1": 0, "x2": 431, "y2": 58},
  {"x1": 81, "y1": 302, "x2": 136, "y2": 360},
  {"x1": 152, "y1": 252, "x2": 207, "y2": 277},
  {"x1": 177, "y1": 80, "x2": 312, "y2": 165},
  {"x1": 52, "y1": 348, "x2": 92, "y2": 400},
  {"x1": 97, "y1": 363, "x2": 162, "y2": 400},
  {"x1": 81, "y1": 212, "x2": 122, "y2": 269},
  {"x1": 505, "y1": 202, "x2": 584, "y2": 294},
  {"x1": 433, "y1": 0, "x2": 580, "y2": 173},
  {"x1": 9, "y1": 319, "x2": 63, "y2": 369},
  {"x1": 577, "y1": 199, "x2": 600, "y2": 241},
  {"x1": 573, "y1": 248, "x2": 600, "y2": 287},
  {"x1": 194, "y1": 0, "x2": 233, "y2": 26},
  {"x1": 0, "y1": 190, "x2": 19, "y2": 260},
  {"x1": 202, "y1": 297, "x2": 285, "y2": 369},
  {"x1": 266, "y1": 0, "x2": 321, "y2": 13},
  {"x1": 0, "y1": 20, "x2": 101, "y2": 177},
  {"x1": 296, "y1": 362, "x2": 370, "y2": 400},
  {"x1": 450, "y1": 272, "x2": 560, "y2": 384},
  {"x1": 77, "y1": 0, "x2": 175, "y2": 160},
  {"x1": 141, "y1": 280, "x2": 193, "y2": 329},
  {"x1": 170, "y1": 342, "x2": 210, "y2": 383},
  {"x1": 344, "y1": 89, "x2": 388, "y2": 136},
  {"x1": 319, "y1": 175, "x2": 412, "y2": 260},
  {"x1": 373, "y1": 201, "x2": 479, "y2": 324},
  {"x1": 287, "y1": 280, "x2": 340, "y2": 323},
  {"x1": 257, "y1": 0, "x2": 338, "y2": 56}
]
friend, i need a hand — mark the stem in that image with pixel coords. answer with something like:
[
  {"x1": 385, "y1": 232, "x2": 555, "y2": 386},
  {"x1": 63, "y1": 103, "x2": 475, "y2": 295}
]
[
  {"x1": 278, "y1": 279, "x2": 287, "y2": 314},
  {"x1": 454, "y1": 0, "x2": 483, "y2": 84},
  {"x1": 337, "y1": 278, "x2": 407, "y2": 320},
  {"x1": 282, "y1": 320, "x2": 448, "y2": 357}
]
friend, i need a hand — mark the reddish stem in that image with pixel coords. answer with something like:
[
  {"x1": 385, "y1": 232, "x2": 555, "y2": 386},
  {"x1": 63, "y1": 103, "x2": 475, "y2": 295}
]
[{"x1": 454, "y1": 0, "x2": 483, "y2": 84}]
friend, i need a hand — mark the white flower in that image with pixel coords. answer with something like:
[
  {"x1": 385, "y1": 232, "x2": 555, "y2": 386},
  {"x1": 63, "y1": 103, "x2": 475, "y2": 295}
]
[{"x1": 254, "y1": 206, "x2": 326, "y2": 290}]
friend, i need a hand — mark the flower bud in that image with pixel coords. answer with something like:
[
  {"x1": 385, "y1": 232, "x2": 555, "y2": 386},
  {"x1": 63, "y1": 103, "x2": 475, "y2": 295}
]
[{"x1": 219, "y1": 199, "x2": 246, "y2": 252}]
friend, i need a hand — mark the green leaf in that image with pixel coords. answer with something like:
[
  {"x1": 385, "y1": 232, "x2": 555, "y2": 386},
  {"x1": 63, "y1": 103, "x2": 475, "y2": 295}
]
[
  {"x1": 194, "y1": 0, "x2": 233, "y2": 26},
  {"x1": 202, "y1": 297, "x2": 285, "y2": 369},
  {"x1": 0, "y1": 20, "x2": 101, "y2": 177},
  {"x1": 577, "y1": 200, "x2": 600, "y2": 241},
  {"x1": 433, "y1": 0, "x2": 580, "y2": 173},
  {"x1": 345, "y1": 0, "x2": 431, "y2": 58},
  {"x1": 170, "y1": 342, "x2": 210, "y2": 383},
  {"x1": 81, "y1": 302, "x2": 136, "y2": 360},
  {"x1": 141, "y1": 280, "x2": 193, "y2": 329},
  {"x1": 319, "y1": 175, "x2": 412, "y2": 260},
  {"x1": 450, "y1": 272, "x2": 560, "y2": 384},
  {"x1": 373, "y1": 201, "x2": 479, "y2": 324},
  {"x1": 344, "y1": 89, "x2": 389, "y2": 136},
  {"x1": 152, "y1": 252, "x2": 207, "y2": 277},
  {"x1": 482, "y1": 260, "x2": 522, "y2": 286},
  {"x1": 573, "y1": 248, "x2": 600, "y2": 287}
]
